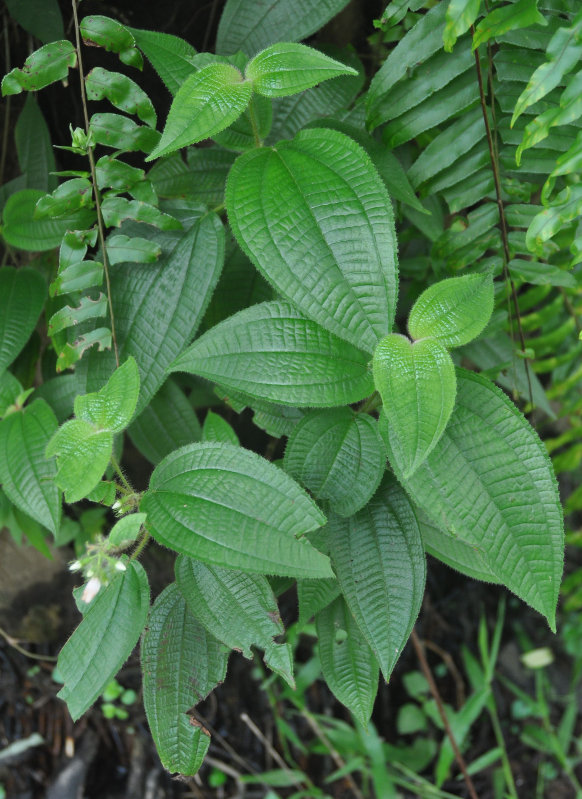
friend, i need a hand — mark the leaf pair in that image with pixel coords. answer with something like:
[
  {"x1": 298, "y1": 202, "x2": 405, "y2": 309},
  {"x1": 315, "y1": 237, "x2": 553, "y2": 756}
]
[
  {"x1": 46, "y1": 358, "x2": 140, "y2": 502},
  {"x1": 147, "y1": 43, "x2": 357, "y2": 160},
  {"x1": 373, "y1": 272, "x2": 494, "y2": 477}
]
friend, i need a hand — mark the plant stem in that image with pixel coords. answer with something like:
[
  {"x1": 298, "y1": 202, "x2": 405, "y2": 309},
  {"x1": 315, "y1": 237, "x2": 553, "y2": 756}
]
[
  {"x1": 359, "y1": 391, "x2": 382, "y2": 414},
  {"x1": 0, "y1": 625, "x2": 57, "y2": 662},
  {"x1": 71, "y1": 0, "x2": 119, "y2": 367},
  {"x1": 410, "y1": 629, "x2": 481, "y2": 799},
  {"x1": 248, "y1": 96, "x2": 263, "y2": 147},
  {"x1": 472, "y1": 42, "x2": 533, "y2": 410},
  {"x1": 302, "y1": 709, "x2": 367, "y2": 799},
  {"x1": 487, "y1": 697, "x2": 519, "y2": 799},
  {"x1": 0, "y1": 12, "x2": 11, "y2": 187},
  {"x1": 110, "y1": 453, "x2": 133, "y2": 495},
  {"x1": 130, "y1": 529, "x2": 150, "y2": 561}
]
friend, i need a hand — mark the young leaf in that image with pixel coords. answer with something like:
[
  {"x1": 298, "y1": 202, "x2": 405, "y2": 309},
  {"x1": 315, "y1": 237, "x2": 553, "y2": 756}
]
[
  {"x1": 80, "y1": 15, "x2": 142, "y2": 69},
  {"x1": 129, "y1": 27, "x2": 197, "y2": 95},
  {"x1": 216, "y1": 0, "x2": 350, "y2": 56},
  {"x1": 297, "y1": 578, "x2": 341, "y2": 628},
  {"x1": 85, "y1": 67, "x2": 157, "y2": 128},
  {"x1": 175, "y1": 557, "x2": 294, "y2": 686},
  {"x1": 57, "y1": 561, "x2": 150, "y2": 721},
  {"x1": 316, "y1": 596, "x2": 379, "y2": 726},
  {"x1": 245, "y1": 43, "x2": 357, "y2": 97},
  {"x1": 108, "y1": 513, "x2": 146, "y2": 547},
  {"x1": 140, "y1": 442, "x2": 332, "y2": 578},
  {"x1": 283, "y1": 408, "x2": 386, "y2": 517},
  {"x1": 373, "y1": 335, "x2": 456, "y2": 478},
  {"x1": 146, "y1": 64, "x2": 252, "y2": 161},
  {"x1": 381, "y1": 370, "x2": 564, "y2": 629},
  {"x1": 201, "y1": 410, "x2": 239, "y2": 446},
  {"x1": 172, "y1": 300, "x2": 374, "y2": 408},
  {"x1": 2, "y1": 41, "x2": 76, "y2": 96},
  {"x1": 45, "y1": 419, "x2": 112, "y2": 503},
  {"x1": 75, "y1": 211, "x2": 224, "y2": 415},
  {"x1": 443, "y1": 0, "x2": 482, "y2": 53},
  {"x1": 0, "y1": 400, "x2": 61, "y2": 535},
  {"x1": 128, "y1": 379, "x2": 202, "y2": 465},
  {"x1": 226, "y1": 129, "x2": 398, "y2": 354},
  {"x1": 0, "y1": 266, "x2": 46, "y2": 373},
  {"x1": 74, "y1": 357, "x2": 140, "y2": 433},
  {"x1": 472, "y1": 0, "x2": 547, "y2": 51},
  {"x1": 141, "y1": 583, "x2": 227, "y2": 776},
  {"x1": 408, "y1": 273, "x2": 494, "y2": 348},
  {"x1": 328, "y1": 477, "x2": 426, "y2": 682}
]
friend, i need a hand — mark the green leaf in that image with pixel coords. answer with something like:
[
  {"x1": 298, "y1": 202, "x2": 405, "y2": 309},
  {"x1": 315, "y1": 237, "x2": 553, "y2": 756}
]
[
  {"x1": 444, "y1": 0, "x2": 482, "y2": 53},
  {"x1": 48, "y1": 295, "x2": 108, "y2": 336},
  {"x1": 216, "y1": 0, "x2": 350, "y2": 56},
  {"x1": 57, "y1": 561, "x2": 149, "y2": 720},
  {"x1": 512, "y1": 9, "x2": 582, "y2": 126},
  {"x1": 85, "y1": 67, "x2": 156, "y2": 128},
  {"x1": 142, "y1": 584, "x2": 227, "y2": 776},
  {"x1": 417, "y1": 509, "x2": 500, "y2": 584},
  {"x1": 367, "y1": 2, "x2": 447, "y2": 130},
  {"x1": 0, "y1": 400, "x2": 61, "y2": 535},
  {"x1": 101, "y1": 197, "x2": 181, "y2": 231},
  {"x1": 328, "y1": 476, "x2": 426, "y2": 682},
  {"x1": 508, "y1": 258, "x2": 576, "y2": 287},
  {"x1": 201, "y1": 410, "x2": 239, "y2": 446},
  {"x1": 408, "y1": 273, "x2": 495, "y2": 348},
  {"x1": 0, "y1": 266, "x2": 45, "y2": 373},
  {"x1": 89, "y1": 113, "x2": 160, "y2": 154},
  {"x1": 526, "y1": 185, "x2": 582, "y2": 256},
  {"x1": 108, "y1": 513, "x2": 147, "y2": 547},
  {"x1": 316, "y1": 596, "x2": 379, "y2": 726},
  {"x1": 129, "y1": 27, "x2": 197, "y2": 95},
  {"x1": 34, "y1": 179, "x2": 93, "y2": 219},
  {"x1": 15, "y1": 95, "x2": 57, "y2": 191},
  {"x1": 76, "y1": 211, "x2": 224, "y2": 415},
  {"x1": 176, "y1": 556, "x2": 293, "y2": 686},
  {"x1": 141, "y1": 442, "x2": 331, "y2": 578},
  {"x1": 149, "y1": 148, "x2": 235, "y2": 206},
  {"x1": 146, "y1": 64, "x2": 252, "y2": 161},
  {"x1": 373, "y1": 335, "x2": 456, "y2": 478},
  {"x1": 106, "y1": 234, "x2": 162, "y2": 265},
  {"x1": 213, "y1": 93, "x2": 273, "y2": 151},
  {"x1": 172, "y1": 300, "x2": 374, "y2": 408},
  {"x1": 472, "y1": 0, "x2": 547, "y2": 51},
  {"x1": 297, "y1": 578, "x2": 340, "y2": 628},
  {"x1": 226, "y1": 128, "x2": 398, "y2": 353},
  {"x1": 1, "y1": 189, "x2": 95, "y2": 251},
  {"x1": 245, "y1": 43, "x2": 357, "y2": 97},
  {"x1": 80, "y1": 15, "x2": 142, "y2": 69},
  {"x1": 2, "y1": 41, "x2": 76, "y2": 96},
  {"x1": 45, "y1": 419, "x2": 112, "y2": 503},
  {"x1": 0, "y1": 372, "x2": 22, "y2": 418},
  {"x1": 128, "y1": 379, "x2": 202, "y2": 465},
  {"x1": 74, "y1": 357, "x2": 140, "y2": 433},
  {"x1": 5, "y1": 0, "x2": 64, "y2": 43},
  {"x1": 284, "y1": 408, "x2": 386, "y2": 517},
  {"x1": 381, "y1": 370, "x2": 564, "y2": 628}
]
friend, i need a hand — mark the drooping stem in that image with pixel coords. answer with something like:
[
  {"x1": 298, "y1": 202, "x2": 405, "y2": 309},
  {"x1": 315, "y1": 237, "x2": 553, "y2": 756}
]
[
  {"x1": 71, "y1": 0, "x2": 119, "y2": 367},
  {"x1": 472, "y1": 42, "x2": 533, "y2": 409},
  {"x1": 411, "y1": 629, "x2": 481, "y2": 799},
  {"x1": 0, "y1": 624, "x2": 57, "y2": 662}
]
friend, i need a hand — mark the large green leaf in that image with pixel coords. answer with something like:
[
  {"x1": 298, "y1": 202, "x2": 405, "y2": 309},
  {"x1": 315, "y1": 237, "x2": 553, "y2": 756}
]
[
  {"x1": 128, "y1": 379, "x2": 202, "y2": 465},
  {"x1": 58, "y1": 561, "x2": 150, "y2": 720},
  {"x1": 75, "y1": 211, "x2": 224, "y2": 415},
  {"x1": 147, "y1": 64, "x2": 252, "y2": 161},
  {"x1": 141, "y1": 442, "x2": 332, "y2": 578},
  {"x1": 472, "y1": 0, "x2": 547, "y2": 51},
  {"x1": 15, "y1": 95, "x2": 57, "y2": 192},
  {"x1": 175, "y1": 557, "x2": 293, "y2": 686},
  {"x1": 74, "y1": 357, "x2": 140, "y2": 433},
  {"x1": 172, "y1": 300, "x2": 374, "y2": 407},
  {"x1": 0, "y1": 400, "x2": 61, "y2": 535},
  {"x1": 226, "y1": 128, "x2": 398, "y2": 354},
  {"x1": 142, "y1": 583, "x2": 227, "y2": 776},
  {"x1": 129, "y1": 27, "x2": 196, "y2": 95},
  {"x1": 373, "y1": 335, "x2": 457, "y2": 478},
  {"x1": 316, "y1": 596, "x2": 379, "y2": 726},
  {"x1": 381, "y1": 370, "x2": 564, "y2": 628},
  {"x1": 45, "y1": 418, "x2": 112, "y2": 504},
  {"x1": 283, "y1": 408, "x2": 386, "y2": 517},
  {"x1": 0, "y1": 266, "x2": 46, "y2": 373},
  {"x1": 216, "y1": 0, "x2": 350, "y2": 56},
  {"x1": 5, "y1": 0, "x2": 64, "y2": 43},
  {"x1": 246, "y1": 43, "x2": 357, "y2": 97},
  {"x1": 328, "y1": 477, "x2": 426, "y2": 682},
  {"x1": 408, "y1": 273, "x2": 495, "y2": 348}
]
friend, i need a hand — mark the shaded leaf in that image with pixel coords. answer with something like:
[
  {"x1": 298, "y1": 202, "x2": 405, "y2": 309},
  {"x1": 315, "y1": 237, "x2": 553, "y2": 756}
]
[
  {"x1": 0, "y1": 266, "x2": 46, "y2": 373},
  {"x1": 2, "y1": 41, "x2": 75, "y2": 96},
  {"x1": 129, "y1": 27, "x2": 197, "y2": 95}
]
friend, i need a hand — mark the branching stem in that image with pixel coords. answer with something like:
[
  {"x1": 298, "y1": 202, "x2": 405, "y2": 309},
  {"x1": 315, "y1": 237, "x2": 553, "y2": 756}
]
[{"x1": 71, "y1": 0, "x2": 119, "y2": 367}]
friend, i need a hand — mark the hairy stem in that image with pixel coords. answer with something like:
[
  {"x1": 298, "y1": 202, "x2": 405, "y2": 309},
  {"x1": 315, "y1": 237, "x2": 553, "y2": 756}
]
[
  {"x1": 472, "y1": 43, "x2": 533, "y2": 409},
  {"x1": 411, "y1": 629, "x2": 481, "y2": 799},
  {"x1": 71, "y1": 0, "x2": 119, "y2": 367}
]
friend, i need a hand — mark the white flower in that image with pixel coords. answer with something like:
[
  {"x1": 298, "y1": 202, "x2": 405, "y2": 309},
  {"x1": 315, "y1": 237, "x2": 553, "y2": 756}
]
[{"x1": 82, "y1": 577, "x2": 101, "y2": 604}]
